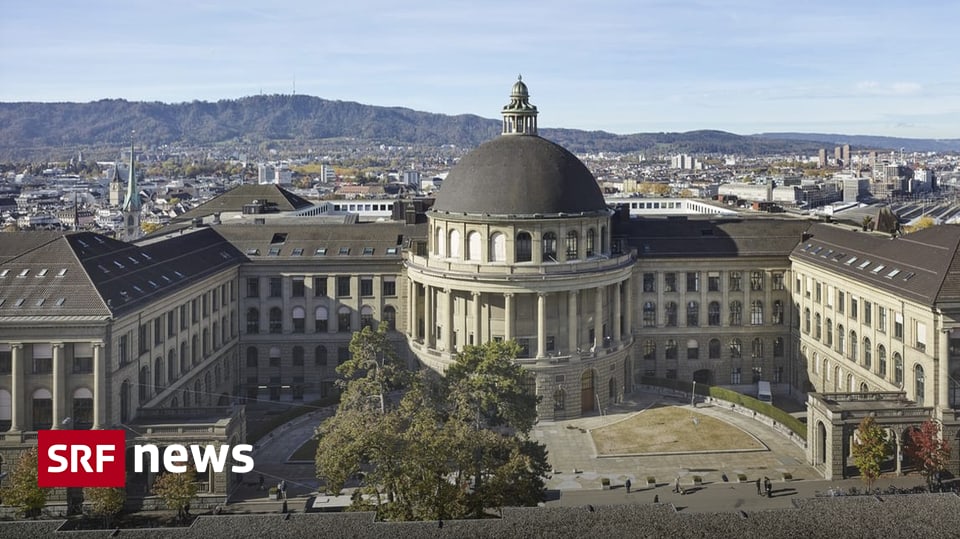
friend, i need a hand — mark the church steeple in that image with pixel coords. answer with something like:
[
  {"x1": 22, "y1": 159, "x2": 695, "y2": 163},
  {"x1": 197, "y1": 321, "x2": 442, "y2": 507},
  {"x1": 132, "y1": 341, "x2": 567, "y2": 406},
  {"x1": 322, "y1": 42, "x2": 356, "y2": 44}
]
[
  {"x1": 121, "y1": 135, "x2": 142, "y2": 241},
  {"x1": 501, "y1": 75, "x2": 538, "y2": 136}
]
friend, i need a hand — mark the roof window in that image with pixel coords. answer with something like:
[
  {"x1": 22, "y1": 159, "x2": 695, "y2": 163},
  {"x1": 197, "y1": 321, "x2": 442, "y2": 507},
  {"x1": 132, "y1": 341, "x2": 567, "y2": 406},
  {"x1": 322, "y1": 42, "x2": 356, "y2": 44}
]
[
  {"x1": 37, "y1": 269, "x2": 48, "y2": 277},
  {"x1": 339, "y1": 247, "x2": 350, "y2": 255},
  {"x1": 315, "y1": 248, "x2": 327, "y2": 256},
  {"x1": 885, "y1": 269, "x2": 900, "y2": 278},
  {"x1": 57, "y1": 268, "x2": 67, "y2": 277},
  {"x1": 857, "y1": 260, "x2": 871, "y2": 269},
  {"x1": 871, "y1": 264, "x2": 885, "y2": 274}
]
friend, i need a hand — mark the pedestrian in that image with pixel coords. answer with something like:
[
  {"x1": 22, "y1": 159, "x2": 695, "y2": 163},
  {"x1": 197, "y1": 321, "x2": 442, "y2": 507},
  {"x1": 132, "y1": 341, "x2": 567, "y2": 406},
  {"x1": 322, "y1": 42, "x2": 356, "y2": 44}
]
[
  {"x1": 764, "y1": 477, "x2": 772, "y2": 498},
  {"x1": 674, "y1": 476, "x2": 680, "y2": 493},
  {"x1": 258, "y1": 473, "x2": 264, "y2": 491},
  {"x1": 755, "y1": 478, "x2": 761, "y2": 496},
  {"x1": 625, "y1": 479, "x2": 632, "y2": 493},
  {"x1": 279, "y1": 479, "x2": 287, "y2": 499}
]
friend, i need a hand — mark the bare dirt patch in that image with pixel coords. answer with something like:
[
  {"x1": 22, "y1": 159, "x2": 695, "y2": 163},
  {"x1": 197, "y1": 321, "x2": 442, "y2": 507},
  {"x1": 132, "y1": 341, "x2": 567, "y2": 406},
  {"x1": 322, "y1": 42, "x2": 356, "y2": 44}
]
[{"x1": 591, "y1": 405, "x2": 765, "y2": 455}]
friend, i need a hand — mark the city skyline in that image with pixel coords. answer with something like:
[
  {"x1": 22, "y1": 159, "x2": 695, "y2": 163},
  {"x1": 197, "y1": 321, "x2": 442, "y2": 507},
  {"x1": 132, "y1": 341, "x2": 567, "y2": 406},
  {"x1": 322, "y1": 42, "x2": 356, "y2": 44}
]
[{"x1": 1, "y1": 0, "x2": 958, "y2": 139}]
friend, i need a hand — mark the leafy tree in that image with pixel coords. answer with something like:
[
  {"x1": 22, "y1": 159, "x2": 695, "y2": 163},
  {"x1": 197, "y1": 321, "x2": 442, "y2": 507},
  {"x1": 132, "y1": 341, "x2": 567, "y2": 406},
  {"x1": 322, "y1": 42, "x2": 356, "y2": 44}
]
[
  {"x1": 316, "y1": 339, "x2": 548, "y2": 521},
  {"x1": 0, "y1": 447, "x2": 49, "y2": 517},
  {"x1": 152, "y1": 470, "x2": 198, "y2": 524},
  {"x1": 83, "y1": 487, "x2": 126, "y2": 527},
  {"x1": 861, "y1": 215, "x2": 874, "y2": 231},
  {"x1": 904, "y1": 420, "x2": 951, "y2": 491},
  {"x1": 851, "y1": 416, "x2": 888, "y2": 488}
]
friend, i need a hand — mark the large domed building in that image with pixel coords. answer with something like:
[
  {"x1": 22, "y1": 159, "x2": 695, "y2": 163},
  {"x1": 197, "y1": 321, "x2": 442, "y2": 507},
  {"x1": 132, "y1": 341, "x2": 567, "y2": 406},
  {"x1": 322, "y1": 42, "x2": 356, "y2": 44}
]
[{"x1": 404, "y1": 77, "x2": 636, "y2": 419}]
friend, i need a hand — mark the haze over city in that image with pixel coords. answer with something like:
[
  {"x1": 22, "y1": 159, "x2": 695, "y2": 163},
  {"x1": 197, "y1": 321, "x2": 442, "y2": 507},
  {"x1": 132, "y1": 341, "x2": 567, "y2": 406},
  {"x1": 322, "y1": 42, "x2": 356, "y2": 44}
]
[{"x1": 1, "y1": 1, "x2": 958, "y2": 140}]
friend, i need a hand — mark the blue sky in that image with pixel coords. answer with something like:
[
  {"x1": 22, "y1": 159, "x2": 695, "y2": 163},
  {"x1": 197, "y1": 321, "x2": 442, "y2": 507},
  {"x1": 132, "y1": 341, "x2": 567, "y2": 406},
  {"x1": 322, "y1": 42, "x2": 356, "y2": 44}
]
[{"x1": 1, "y1": 0, "x2": 958, "y2": 138}]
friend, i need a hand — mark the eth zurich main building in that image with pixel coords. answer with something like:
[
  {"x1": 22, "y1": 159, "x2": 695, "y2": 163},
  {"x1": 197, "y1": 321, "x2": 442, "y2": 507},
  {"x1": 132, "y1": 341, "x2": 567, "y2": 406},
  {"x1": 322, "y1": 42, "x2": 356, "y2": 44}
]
[{"x1": 1, "y1": 79, "x2": 959, "y2": 508}]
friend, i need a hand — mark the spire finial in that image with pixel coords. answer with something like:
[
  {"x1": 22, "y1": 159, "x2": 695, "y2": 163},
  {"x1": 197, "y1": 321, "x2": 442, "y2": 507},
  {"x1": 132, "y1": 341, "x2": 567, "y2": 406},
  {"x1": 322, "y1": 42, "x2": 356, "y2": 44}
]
[{"x1": 518, "y1": 74, "x2": 522, "y2": 81}]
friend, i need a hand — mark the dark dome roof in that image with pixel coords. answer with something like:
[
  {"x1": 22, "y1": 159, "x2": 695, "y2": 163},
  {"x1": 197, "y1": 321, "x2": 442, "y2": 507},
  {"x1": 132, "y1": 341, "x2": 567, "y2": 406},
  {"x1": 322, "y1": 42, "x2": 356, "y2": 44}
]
[{"x1": 432, "y1": 135, "x2": 608, "y2": 216}]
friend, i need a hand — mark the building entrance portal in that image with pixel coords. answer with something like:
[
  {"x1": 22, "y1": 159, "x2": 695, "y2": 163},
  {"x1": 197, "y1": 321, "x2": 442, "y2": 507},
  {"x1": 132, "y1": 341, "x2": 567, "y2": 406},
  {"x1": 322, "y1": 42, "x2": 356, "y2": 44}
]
[{"x1": 581, "y1": 370, "x2": 595, "y2": 414}]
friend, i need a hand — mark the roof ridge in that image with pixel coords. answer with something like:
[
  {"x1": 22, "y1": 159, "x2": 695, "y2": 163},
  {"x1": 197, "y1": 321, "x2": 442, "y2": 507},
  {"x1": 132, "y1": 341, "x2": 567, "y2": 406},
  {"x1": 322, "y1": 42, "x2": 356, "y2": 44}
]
[{"x1": 933, "y1": 229, "x2": 960, "y2": 303}]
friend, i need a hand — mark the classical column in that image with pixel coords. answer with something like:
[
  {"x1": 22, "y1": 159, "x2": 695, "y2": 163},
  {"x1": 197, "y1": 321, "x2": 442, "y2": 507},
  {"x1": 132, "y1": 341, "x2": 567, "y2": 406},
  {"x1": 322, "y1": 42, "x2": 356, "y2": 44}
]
[
  {"x1": 52, "y1": 343, "x2": 65, "y2": 429},
  {"x1": 537, "y1": 292, "x2": 547, "y2": 358},
  {"x1": 568, "y1": 289, "x2": 579, "y2": 354},
  {"x1": 613, "y1": 283, "x2": 622, "y2": 343},
  {"x1": 92, "y1": 342, "x2": 105, "y2": 430},
  {"x1": 407, "y1": 279, "x2": 416, "y2": 338},
  {"x1": 443, "y1": 289, "x2": 453, "y2": 351},
  {"x1": 504, "y1": 293, "x2": 514, "y2": 341},
  {"x1": 472, "y1": 292, "x2": 481, "y2": 345},
  {"x1": 9, "y1": 343, "x2": 24, "y2": 432},
  {"x1": 425, "y1": 285, "x2": 434, "y2": 348},
  {"x1": 623, "y1": 277, "x2": 633, "y2": 339},
  {"x1": 594, "y1": 286, "x2": 603, "y2": 349},
  {"x1": 939, "y1": 326, "x2": 950, "y2": 410}
]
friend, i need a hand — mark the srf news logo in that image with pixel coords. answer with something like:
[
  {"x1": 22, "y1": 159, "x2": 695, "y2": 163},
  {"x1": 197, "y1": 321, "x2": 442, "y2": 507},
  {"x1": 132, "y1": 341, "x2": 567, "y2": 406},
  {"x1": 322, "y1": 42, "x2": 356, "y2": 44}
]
[{"x1": 37, "y1": 430, "x2": 254, "y2": 488}]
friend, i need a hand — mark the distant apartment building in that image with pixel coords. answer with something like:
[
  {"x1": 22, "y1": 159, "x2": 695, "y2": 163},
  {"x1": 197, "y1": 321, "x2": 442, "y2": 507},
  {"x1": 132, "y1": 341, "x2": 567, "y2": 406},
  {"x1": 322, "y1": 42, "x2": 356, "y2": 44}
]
[
  {"x1": 258, "y1": 163, "x2": 293, "y2": 185},
  {"x1": 671, "y1": 154, "x2": 701, "y2": 170}
]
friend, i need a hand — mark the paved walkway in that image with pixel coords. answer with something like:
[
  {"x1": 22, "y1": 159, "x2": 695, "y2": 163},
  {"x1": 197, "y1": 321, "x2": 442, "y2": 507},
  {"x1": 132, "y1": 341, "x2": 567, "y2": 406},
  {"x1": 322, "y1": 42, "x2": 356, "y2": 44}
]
[{"x1": 223, "y1": 389, "x2": 933, "y2": 514}]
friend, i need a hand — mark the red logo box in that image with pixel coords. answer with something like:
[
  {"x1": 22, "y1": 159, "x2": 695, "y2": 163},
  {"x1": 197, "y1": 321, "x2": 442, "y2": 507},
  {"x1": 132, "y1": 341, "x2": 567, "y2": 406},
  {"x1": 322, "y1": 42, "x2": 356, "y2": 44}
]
[{"x1": 37, "y1": 430, "x2": 126, "y2": 488}]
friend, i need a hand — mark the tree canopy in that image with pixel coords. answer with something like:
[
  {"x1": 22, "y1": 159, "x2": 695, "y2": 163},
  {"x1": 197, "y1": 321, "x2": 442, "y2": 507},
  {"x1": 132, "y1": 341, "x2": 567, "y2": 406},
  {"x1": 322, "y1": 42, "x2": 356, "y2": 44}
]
[
  {"x1": 152, "y1": 470, "x2": 198, "y2": 524},
  {"x1": 0, "y1": 447, "x2": 49, "y2": 518},
  {"x1": 315, "y1": 337, "x2": 549, "y2": 521},
  {"x1": 851, "y1": 416, "x2": 888, "y2": 488},
  {"x1": 84, "y1": 487, "x2": 126, "y2": 527},
  {"x1": 904, "y1": 420, "x2": 951, "y2": 491}
]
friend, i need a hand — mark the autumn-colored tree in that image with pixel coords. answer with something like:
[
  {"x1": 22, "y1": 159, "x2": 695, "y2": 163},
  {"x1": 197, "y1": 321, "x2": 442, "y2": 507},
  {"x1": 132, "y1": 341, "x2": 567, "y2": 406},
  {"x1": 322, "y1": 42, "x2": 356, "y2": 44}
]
[
  {"x1": 904, "y1": 420, "x2": 951, "y2": 491},
  {"x1": 0, "y1": 447, "x2": 49, "y2": 518},
  {"x1": 83, "y1": 487, "x2": 126, "y2": 528},
  {"x1": 851, "y1": 416, "x2": 888, "y2": 489},
  {"x1": 152, "y1": 470, "x2": 198, "y2": 524}
]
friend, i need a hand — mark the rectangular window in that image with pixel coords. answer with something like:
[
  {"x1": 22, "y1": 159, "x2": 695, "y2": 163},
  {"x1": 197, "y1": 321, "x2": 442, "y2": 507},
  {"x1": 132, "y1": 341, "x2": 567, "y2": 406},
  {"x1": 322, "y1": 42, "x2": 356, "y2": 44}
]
[
  {"x1": 269, "y1": 277, "x2": 282, "y2": 298},
  {"x1": 360, "y1": 277, "x2": 374, "y2": 297},
  {"x1": 138, "y1": 325, "x2": 149, "y2": 354},
  {"x1": 750, "y1": 271, "x2": 763, "y2": 291},
  {"x1": 916, "y1": 321, "x2": 927, "y2": 352},
  {"x1": 154, "y1": 317, "x2": 163, "y2": 345},
  {"x1": 877, "y1": 306, "x2": 886, "y2": 333},
  {"x1": 686, "y1": 272, "x2": 699, "y2": 293},
  {"x1": 850, "y1": 297, "x2": 858, "y2": 320},
  {"x1": 826, "y1": 285, "x2": 834, "y2": 308},
  {"x1": 643, "y1": 272, "x2": 655, "y2": 292},
  {"x1": 729, "y1": 271, "x2": 742, "y2": 291},
  {"x1": 864, "y1": 301, "x2": 872, "y2": 326},
  {"x1": 837, "y1": 291, "x2": 845, "y2": 314},
  {"x1": 815, "y1": 283, "x2": 822, "y2": 303},
  {"x1": 0, "y1": 345, "x2": 11, "y2": 374},
  {"x1": 664, "y1": 273, "x2": 677, "y2": 293},
  {"x1": 292, "y1": 277, "x2": 305, "y2": 297},
  {"x1": 180, "y1": 304, "x2": 188, "y2": 330},
  {"x1": 118, "y1": 334, "x2": 128, "y2": 366},
  {"x1": 167, "y1": 309, "x2": 176, "y2": 337},
  {"x1": 314, "y1": 277, "x2": 328, "y2": 297},
  {"x1": 383, "y1": 276, "x2": 397, "y2": 297},
  {"x1": 708, "y1": 272, "x2": 720, "y2": 292},
  {"x1": 246, "y1": 277, "x2": 259, "y2": 298},
  {"x1": 894, "y1": 312, "x2": 904, "y2": 340},
  {"x1": 772, "y1": 272, "x2": 784, "y2": 291},
  {"x1": 337, "y1": 276, "x2": 351, "y2": 297},
  {"x1": 202, "y1": 293, "x2": 209, "y2": 317},
  {"x1": 730, "y1": 368, "x2": 742, "y2": 385}
]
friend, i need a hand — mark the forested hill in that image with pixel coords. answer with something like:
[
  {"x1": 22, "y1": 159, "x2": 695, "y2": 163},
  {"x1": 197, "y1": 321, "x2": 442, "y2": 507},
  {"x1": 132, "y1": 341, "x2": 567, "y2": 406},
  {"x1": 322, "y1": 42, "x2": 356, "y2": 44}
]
[{"x1": 0, "y1": 94, "x2": 953, "y2": 159}]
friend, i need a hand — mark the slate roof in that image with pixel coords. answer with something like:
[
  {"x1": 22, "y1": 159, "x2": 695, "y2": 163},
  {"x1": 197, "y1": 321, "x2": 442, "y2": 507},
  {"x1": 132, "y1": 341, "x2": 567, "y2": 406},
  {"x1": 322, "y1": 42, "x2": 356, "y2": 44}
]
[
  {"x1": 173, "y1": 184, "x2": 313, "y2": 222},
  {"x1": 623, "y1": 217, "x2": 813, "y2": 259},
  {"x1": 212, "y1": 220, "x2": 426, "y2": 262},
  {"x1": 790, "y1": 223, "x2": 960, "y2": 305},
  {"x1": 0, "y1": 228, "x2": 245, "y2": 320}
]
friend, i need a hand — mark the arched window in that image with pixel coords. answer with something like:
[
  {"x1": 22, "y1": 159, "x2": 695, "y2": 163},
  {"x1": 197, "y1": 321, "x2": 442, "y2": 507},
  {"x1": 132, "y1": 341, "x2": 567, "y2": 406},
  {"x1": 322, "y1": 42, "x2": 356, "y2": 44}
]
[
  {"x1": 32, "y1": 388, "x2": 53, "y2": 430},
  {"x1": 269, "y1": 307, "x2": 282, "y2": 334},
  {"x1": 360, "y1": 305, "x2": 374, "y2": 329},
  {"x1": 586, "y1": 228, "x2": 596, "y2": 257},
  {"x1": 434, "y1": 226, "x2": 444, "y2": 256},
  {"x1": 686, "y1": 339, "x2": 699, "y2": 360},
  {"x1": 338, "y1": 306, "x2": 352, "y2": 332},
  {"x1": 894, "y1": 353, "x2": 903, "y2": 386},
  {"x1": 139, "y1": 365, "x2": 150, "y2": 404},
  {"x1": 804, "y1": 308, "x2": 811, "y2": 333},
  {"x1": 863, "y1": 337, "x2": 872, "y2": 369},
  {"x1": 489, "y1": 232, "x2": 506, "y2": 262},
  {"x1": 729, "y1": 338, "x2": 742, "y2": 359},
  {"x1": 246, "y1": 347, "x2": 258, "y2": 368},
  {"x1": 686, "y1": 301, "x2": 699, "y2": 327},
  {"x1": 709, "y1": 338, "x2": 721, "y2": 359},
  {"x1": 773, "y1": 337, "x2": 784, "y2": 358},
  {"x1": 72, "y1": 387, "x2": 93, "y2": 429},
  {"x1": 825, "y1": 318, "x2": 833, "y2": 346},
  {"x1": 553, "y1": 388, "x2": 566, "y2": 411},
  {"x1": 292, "y1": 306, "x2": 305, "y2": 333},
  {"x1": 246, "y1": 307, "x2": 260, "y2": 334},
  {"x1": 750, "y1": 300, "x2": 763, "y2": 325},
  {"x1": 751, "y1": 338, "x2": 763, "y2": 359},
  {"x1": 878, "y1": 345, "x2": 887, "y2": 378},
  {"x1": 565, "y1": 230, "x2": 579, "y2": 259},
  {"x1": 315, "y1": 345, "x2": 327, "y2": 366},
  {"x1": 849, "y1": 330, "x2": 857, "y2": 361},
  {"x1": 914, "y1": 364, "x2": 925, "y2": 405},
  {"x1": 315, "y1": 306, "x2": 329, "y2": 332},
  {"x1": 837, "y1": 324, "x2": 845, "y2": 353},
  {"x1": 448, "y1": 229, "x2": 461, "y2": 259},
  {"x1": 168, "y1": 349, "x2": 176, "y2": 383},
  {"x1": 729, "y1": 301, "x2": 743, "y2": 326},
  {"x1": 202, "y1": 328, "x2": 210, "y2": 355},
  {"x1": 601, "y1": 226, "x2": 608, "y2": 254},
  {"x1": 664, "y1": 339, "x2": 678, "y2": 360},
  {"x1": 815, "y1": 313, "x2": 822, "y2": 340},
  {"x1": 708, "y1": 301, "x2": 721, "y2": 326},
  {"x1": 516, "y1": 232, "x2": 532, "y2": 262},
  {"x1": 642, "y1": 301, "x2": 656, "y2": 327},
  {"x1": 812, "y1": 352, "x2": 819, "y2": 374},
  {"x1": 466, "y1": 231, "x2": 481, "y2": 261},
  {"x1": 542, "y1": 232, "x2": 558, "y2": 261},
  {"x1": 154, "y1": 356, "x2": 163, "y2": 390},
  {"x1": 180, "y1": 342, "x2": 188, "y2": 373},
  {"x1": 772, "y1": 300, "x2": 784, "y2": 325},
  {"x1": 191, "y1": 334, "x2": 199, "y2": 364},
  {"x1": 382, "y1": 305, "x2": 396, "y2": 330},
  {"x1": 664, "y1": 302, "x2": 678, "y2": 327}
]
